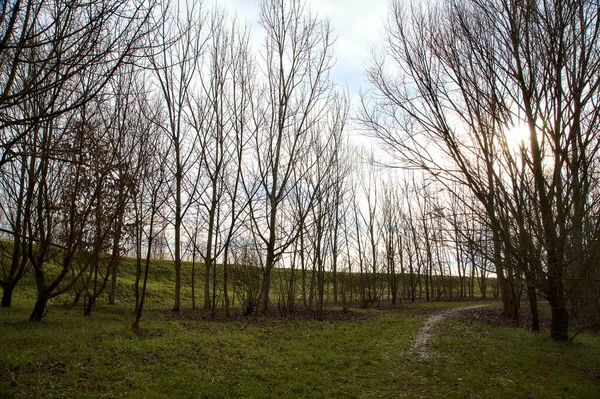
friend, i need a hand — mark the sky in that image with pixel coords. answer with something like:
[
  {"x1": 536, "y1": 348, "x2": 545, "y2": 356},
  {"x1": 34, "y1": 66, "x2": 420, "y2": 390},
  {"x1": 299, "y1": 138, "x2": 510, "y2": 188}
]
[{"x1": 216, "y1": 0, "x2": 391, "y2": 100}]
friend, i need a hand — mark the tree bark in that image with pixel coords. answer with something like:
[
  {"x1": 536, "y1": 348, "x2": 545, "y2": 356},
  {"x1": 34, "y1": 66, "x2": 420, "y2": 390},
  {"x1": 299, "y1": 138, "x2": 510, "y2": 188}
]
[
  {"x1": 528, "y1": 290, "x2": 539, "y2": 332},
  {"x1": 108, "y1": 203, "x2": 124, "y2": 305},
  {"x1": 549, "y1": 301, "x2": 569, "y2": 341},
  {"x1": 223, "y1": 248, "x2": 230, "y2": 317},
  {"x1": 1, "y1": 285, "x2": 14, "y2": 307},
  {"x1": 29, "y1": 294, "x2": 49, "y2": 322}
]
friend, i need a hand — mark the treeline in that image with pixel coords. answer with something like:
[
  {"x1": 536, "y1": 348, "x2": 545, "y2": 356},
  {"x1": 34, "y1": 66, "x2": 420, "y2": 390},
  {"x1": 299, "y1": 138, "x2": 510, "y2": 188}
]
[
  {"x1": 1, "y1": 0, "x2": 599, "y2": 340},
  {"x1": 175, "y1": 171, "x2": 499, "y2": 318},
  {"x1": 361, "y1": 0, "x2": 600, "y2": 340}
]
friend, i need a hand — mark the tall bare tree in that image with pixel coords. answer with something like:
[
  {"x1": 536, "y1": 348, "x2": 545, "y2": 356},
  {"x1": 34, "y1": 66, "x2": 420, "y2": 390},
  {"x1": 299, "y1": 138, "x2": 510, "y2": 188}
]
[
  {"x1": 188, "y1": 11, "x2": 254, "y2": 312},
  {"x1": 0, "y1": 0, "x2": 155, "y2": 166},
  {"x1": 148, "y1": 0, "x2": 207, "y2": 311},
  {"x1": 131, "y1": 103, "x2": 170, "y2": 332},
  {"x1": 362, "y1": 0, "x2": 600, "y2": 339},
  {"x1": 246, "y1": 0, "x2": 335, "y2": 313}
]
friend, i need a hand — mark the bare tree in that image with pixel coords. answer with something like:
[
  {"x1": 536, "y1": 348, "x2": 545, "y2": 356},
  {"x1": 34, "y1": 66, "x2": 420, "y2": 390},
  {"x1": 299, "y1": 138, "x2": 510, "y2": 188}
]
[
  {"x1": 105, "y1": 66, "x2": 150, "y2": 306},
  {"x1": 380, "y1": 178, "x2": 404, "y2": 304},
  {"x1": 0, "y1": 0, "x2": 155, "y2": 166},
  {"x1": 188, "y1": 11, "x2": 254, "y2": 313},
  {"x1": 245, "y1": 0, "x2": 335, "y2": 313},
  {"x1": 0, "y1": 144, "x2": 30, "y2": 306},
  {"x1": 302, "y1": 95, "x2": 349, "y2": 317},
  {"x1": 362, "y1": 0, "x2": 600, "y2": 339},
  {"x1": 76, "y1": 68, "x2": 152, "y2": 315},
  {"x1": 148, "y1": 0, "x2": 208, "y2": 311},
  {"x1": 131, "y1": 110, "x2": 170, "y2": 332},
  {"x1": 323, "y1": 97, "x2": 351, "y2": 305},
  {"x1": 25, "y1": 102, "x2": 119, "y2": 321}
]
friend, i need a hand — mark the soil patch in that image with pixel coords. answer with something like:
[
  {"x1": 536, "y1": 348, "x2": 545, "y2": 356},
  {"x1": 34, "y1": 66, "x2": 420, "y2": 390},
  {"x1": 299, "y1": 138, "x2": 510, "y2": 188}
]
[
  {"x1": 163, "y1": 307, "x2": 371, "y2": 325},
  {"x1": 446, "y1": 304, "x2": 600, "y2": 335}
]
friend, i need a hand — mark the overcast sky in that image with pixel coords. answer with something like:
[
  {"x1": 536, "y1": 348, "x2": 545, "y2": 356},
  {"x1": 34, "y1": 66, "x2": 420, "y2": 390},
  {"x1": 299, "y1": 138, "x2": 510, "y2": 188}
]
[{"x1": 216, "y1": 0, "x2": 390, "y2": 97}]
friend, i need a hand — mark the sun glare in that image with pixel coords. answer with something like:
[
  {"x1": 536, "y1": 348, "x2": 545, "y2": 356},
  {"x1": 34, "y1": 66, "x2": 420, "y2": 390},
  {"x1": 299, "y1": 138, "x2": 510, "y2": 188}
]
[{"x1": 505, "y1": 123, "x2": 529, "y2": 151}]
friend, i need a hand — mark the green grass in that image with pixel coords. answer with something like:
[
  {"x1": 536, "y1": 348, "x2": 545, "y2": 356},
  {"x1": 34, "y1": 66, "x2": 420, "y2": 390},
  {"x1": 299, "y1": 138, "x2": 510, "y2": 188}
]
[
  {"x1": 1, "y1": 298, "x2": 599, "y2": 398},
  {"x1": 0, "y1": 301, "x2": 421, "y2": 398},
  {"x1": 1, "y1": 255, "x2": 599, "y2": 398},
  {"x1": 421, "y1": 319, "x2": 600, "y2": 398}
]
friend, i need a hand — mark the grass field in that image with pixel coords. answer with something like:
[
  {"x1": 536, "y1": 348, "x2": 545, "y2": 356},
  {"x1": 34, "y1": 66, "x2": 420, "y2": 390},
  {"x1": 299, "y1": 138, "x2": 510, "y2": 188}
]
[{"x1": 1, "y1": 259, "x2": 599, "y2": 398}]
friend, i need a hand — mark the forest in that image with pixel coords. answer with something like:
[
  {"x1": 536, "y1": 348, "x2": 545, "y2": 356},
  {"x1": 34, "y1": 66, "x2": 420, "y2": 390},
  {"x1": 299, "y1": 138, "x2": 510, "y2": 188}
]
[{"x1": 1, "y1": 0, "x2": 600, "y2": 396}]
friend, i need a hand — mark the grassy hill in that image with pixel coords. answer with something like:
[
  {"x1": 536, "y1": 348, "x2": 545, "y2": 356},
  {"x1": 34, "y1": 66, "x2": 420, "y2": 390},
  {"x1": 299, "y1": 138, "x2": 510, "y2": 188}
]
[
  {"x1": 1, "y1": 256, "x2": 599, "y2": 398},
  {"x1": 9, "y1": 252, "x2": 496, "y2": 314}
]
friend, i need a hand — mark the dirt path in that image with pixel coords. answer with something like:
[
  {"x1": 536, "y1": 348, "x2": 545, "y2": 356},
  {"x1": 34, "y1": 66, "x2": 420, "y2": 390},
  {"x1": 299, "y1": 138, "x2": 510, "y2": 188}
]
[{"x1": 411, "y1": 304, "x2": 489, "y2": 358}]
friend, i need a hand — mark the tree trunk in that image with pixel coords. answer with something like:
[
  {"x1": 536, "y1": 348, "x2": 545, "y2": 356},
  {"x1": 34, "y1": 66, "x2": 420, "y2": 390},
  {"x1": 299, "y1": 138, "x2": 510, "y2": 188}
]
[
  {"x1": 1, "y1": 285, "x2": 14, "y2": 307},
  {"x1": 308, "y1": 263, "x2": 316, "y2": 310},
  {"x1": 173, "y1": 172, "x2": 182, "y2": 312},
  {"x1": 29, "y1": 294, "x2": 49, "y2": 322},
  {"x1": 547, "y1": 266, "x2": 569, "y2": 340},
  {"x1": 72, "y1": 288, "x2": 82, "y2": 306},
  {"x1": 549, "y1": 301, "x2": 569, "y2": 340},
  {"x1": 509, "y1": 294, "x2": 519, "y2": 325},
  {"x1": 261, "y1": 201, "x2": 278, "y2": 313},
  {"x1": 108, "y1": 200, "x2": 124, "y2": 305},
  {"x1": 260, "y1": 267, "x2": 272, "y2": 313},
  {"x1": 173, "y1": 222, "x2": 181, "y2": 312},
  {"x1": 133, "y1": 232, "x2": 154, "y2": 332},
  {"x1": 529, "y1": 292, "x2": 540, "y2": 332},
  {"x1": 211, "y1": 255, "x2": 218, "y2": 317},
  {"x1": 493, "y1": 227, "x2": 511, "y2": 315},
  {"x1": 83, "y1": 295, "x2": 95, "y2": 316},
  {"x1": 191, "y1": 250, "x2": 196, "y2": 310},
  {"x1": 204, "y1": 207, "x2": 216, "y2": 310},
  {"x1": 223, "y1": 248, "x2": 230, "y2": 317},
  {"x1": 332, "y1": 256, "x2": 338, "y2": 305},
  {"x1": 525, "y1": 270, "x2": 539, "y2": 332}
]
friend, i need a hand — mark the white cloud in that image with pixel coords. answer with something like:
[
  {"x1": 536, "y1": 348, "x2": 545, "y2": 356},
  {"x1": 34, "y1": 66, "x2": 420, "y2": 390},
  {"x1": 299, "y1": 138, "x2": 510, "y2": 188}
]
[
  {"x1": 213, "y1": 0, "x2": 390, "y2": 151},
  {"x1": 215, "y1": 0, "x2": 389, "y2": 94},
  {"x1": 314, "y1": 0, "x2": 389, "y2": 92}
]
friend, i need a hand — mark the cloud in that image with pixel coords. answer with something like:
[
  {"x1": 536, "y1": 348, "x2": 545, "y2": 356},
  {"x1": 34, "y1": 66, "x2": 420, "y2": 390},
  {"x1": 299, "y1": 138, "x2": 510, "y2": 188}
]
[
  {"x1": 216, "y1": 0, "x2": 389, "y2": 95},
  {"x1": 308, "y1": 0, "x2": 389, "y2": 93}
]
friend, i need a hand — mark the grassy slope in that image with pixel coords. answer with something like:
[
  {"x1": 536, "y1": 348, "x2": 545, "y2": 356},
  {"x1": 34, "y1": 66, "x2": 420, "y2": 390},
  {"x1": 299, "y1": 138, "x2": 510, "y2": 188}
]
[{"x1": 1, "y1": 259, "x2": 599, "y2": 398}]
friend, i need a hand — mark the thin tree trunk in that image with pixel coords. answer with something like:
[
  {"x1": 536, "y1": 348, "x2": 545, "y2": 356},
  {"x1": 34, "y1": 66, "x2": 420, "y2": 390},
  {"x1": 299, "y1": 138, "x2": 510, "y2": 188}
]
[
  {"x1": 223, "y1": 247, "x2": 230, "y2": 317},
  {"x1": 108, "y1": 197, "x2": 125, "y2": 305},
  {"x1": 191, "y1": 248, "x2": 196, "y2": 310},
  {"x1": 174, "y1": 204, "x2": 182, "y2": 312},
  {"x1": 547, "y1": 262, "x2": 569, "y2": 340},
  {"x1": 526, "y1": 274, "x2": 539, "y2": 332},
  {"x1": 261, "y1": 200, "x2": 278, "y2": 313}
]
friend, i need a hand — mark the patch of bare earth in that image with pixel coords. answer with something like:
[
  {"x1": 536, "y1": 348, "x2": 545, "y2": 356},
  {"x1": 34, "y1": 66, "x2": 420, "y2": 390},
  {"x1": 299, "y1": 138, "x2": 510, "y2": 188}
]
[
  {"x1": 411, "y1": 305, "x2": 489, "y2": 358},
  {"x1": 446, "y1": 304, "x2": 600, "y2": 335},
  {"x1": 164, "y1": 308, "x2": 371, "y2": 325},
  {"x1": 446, "y1": 305, "x2": 547, "y2": 330}
]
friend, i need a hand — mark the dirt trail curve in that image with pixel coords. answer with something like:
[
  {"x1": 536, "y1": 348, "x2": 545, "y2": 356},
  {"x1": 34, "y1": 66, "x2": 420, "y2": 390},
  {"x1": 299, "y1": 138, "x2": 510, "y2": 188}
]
[{"x1": 411, "y1": 304, "x2": 489, "y2": 358}]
